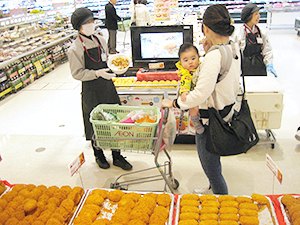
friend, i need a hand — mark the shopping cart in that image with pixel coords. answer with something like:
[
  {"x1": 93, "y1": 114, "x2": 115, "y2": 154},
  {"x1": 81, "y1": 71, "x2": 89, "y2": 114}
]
[{"x1": 90, "y1": 98, "x2": 179, "y2": 193}]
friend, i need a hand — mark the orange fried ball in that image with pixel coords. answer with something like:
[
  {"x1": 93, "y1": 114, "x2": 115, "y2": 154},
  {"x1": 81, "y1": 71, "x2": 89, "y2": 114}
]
[
  {"x1": 24, "y1": 199, "x2": 38, "y2": 213},
  {"x1": 156, "y1": 193, "x2": 171, "y2": 207},
  {"x1": 91, "y1": 189, "x2": 108, "y2": 199},
  {"x1": 11, "y1": 184, "x2": 25, "y2": 192},
  {"x1": 85, "y1": 194, "x2": 104, "y2": 206},
  {"x1": 108, "y1": 190, "x2": 125, "y2": 202}
]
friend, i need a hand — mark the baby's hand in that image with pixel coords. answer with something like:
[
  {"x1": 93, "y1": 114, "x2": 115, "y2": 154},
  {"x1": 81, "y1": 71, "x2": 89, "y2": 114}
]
[
  {"x1": 181, "y1": 92, "x2": 189, "y2": 102},
  {"x1": 189, "y1": 106, "x2": 199, "y2": 117}
]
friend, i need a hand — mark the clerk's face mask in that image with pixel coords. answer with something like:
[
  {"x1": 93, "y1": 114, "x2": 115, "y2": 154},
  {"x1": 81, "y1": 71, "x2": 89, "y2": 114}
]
[{"x1": 81, "y1": 22, "x2": 95, "y2": 36}]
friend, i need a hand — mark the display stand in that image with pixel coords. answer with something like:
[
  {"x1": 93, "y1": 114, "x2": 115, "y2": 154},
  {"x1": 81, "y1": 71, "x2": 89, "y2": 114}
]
[{"x1": 267, "y1": 7, "x2": 300, "y2": 29}]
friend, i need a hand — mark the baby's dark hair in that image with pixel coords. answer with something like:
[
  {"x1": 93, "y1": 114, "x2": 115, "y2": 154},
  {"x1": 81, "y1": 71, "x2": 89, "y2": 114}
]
[
  {"x1": 203, "y1": 4, "x2": 235, "y2": 36},
  {"x1": 178, "y1": 43, "x2": 199, "y2": 58}
]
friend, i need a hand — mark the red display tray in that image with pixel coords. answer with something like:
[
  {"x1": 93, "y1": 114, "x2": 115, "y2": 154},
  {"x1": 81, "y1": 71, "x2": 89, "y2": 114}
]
[{"x1": 136, "y1": 68, "x2": 179, "y2": 81}]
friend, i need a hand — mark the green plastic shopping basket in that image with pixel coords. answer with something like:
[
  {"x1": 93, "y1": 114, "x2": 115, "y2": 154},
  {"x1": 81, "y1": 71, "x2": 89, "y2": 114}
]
[{"x1": 90, "y1": 104, "x2": 161, "y2": 151}]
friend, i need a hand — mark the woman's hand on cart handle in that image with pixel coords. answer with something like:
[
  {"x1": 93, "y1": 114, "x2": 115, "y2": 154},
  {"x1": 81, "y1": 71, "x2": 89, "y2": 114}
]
[{"x1": 161, "y1": 99, "x2": 173, "y2": 109}]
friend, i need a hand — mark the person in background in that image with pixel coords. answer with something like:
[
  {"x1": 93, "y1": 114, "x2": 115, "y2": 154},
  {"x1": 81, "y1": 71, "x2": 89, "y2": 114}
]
[
  {"x1": 68, "y1": 7, "x2": 132, "y2": 171},
  {"x1": 236, "y1": 3, "x2": 277, "y2": 77},
  {"x1": 130, "y1": 0, "x2": 151, "y2": 26},
  {"x1": 161, "y1": 4, "x2": 241, "y2": 195},
  {"x1": 176, "y1": 43, "x2": 204, "y2": 134},
  {"x1": 105, "y1": 0, "x2": 122, "y2": 54}
]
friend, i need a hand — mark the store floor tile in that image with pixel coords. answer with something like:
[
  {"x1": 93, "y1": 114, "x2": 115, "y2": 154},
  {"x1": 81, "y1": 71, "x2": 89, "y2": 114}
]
[{"x1": 0, "y1": 24, "x2": 300, "y2": 195}]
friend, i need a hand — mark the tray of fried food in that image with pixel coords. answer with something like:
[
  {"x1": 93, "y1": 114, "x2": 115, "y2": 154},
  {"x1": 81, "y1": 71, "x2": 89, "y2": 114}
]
[
  {"x1": 0, "y1": 183, "x2": 85, "y2": 225},
  {"x1": 278, "y1": 194, "x2": 300, "y2": 225},
  {"x1": 174, "y1": 193, "x2": 278, "y2": 225},
  {"x1": 70, "y1": 188, "x2": 175, "y2": 225}
]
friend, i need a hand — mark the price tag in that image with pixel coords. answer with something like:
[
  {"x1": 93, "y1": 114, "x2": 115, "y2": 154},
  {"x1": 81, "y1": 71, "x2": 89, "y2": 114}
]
[
  {"x1": 69, "y1": 152, "x2": 85, "y2": 177},
  {"x1": 266, "y1": 154, "x2": 283, "y2": 184}
]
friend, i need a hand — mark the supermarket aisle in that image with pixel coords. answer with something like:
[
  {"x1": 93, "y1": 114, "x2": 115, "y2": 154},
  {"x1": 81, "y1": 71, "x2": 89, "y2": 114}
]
[{"x1": 0, "y1": 26, "x2": 300, "y2": 196}]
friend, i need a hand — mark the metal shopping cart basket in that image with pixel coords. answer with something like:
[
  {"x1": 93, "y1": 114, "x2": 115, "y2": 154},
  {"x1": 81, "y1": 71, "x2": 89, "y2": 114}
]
[{"x1": 90, "y1": 103, "x2": 179, "y2": 193}]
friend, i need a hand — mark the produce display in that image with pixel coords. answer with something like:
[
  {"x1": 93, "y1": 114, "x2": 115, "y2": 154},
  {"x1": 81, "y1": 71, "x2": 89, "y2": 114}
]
[
  {"x1": 0, "y1": 184, "x2": 85, "y2": 225},
  {"x1": 279, "y1": 194, "x2": 300, "y2": 225},
  {"x1": 72, "y1": 189, "x2": 174, "y2": 225},
  {"x1": 175, "y1": 193, "x2": 278, "y2": 225}
]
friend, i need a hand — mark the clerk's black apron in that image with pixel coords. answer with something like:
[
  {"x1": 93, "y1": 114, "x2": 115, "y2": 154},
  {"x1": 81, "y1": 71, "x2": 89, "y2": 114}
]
[
  {"x1": 241, "y1": 25, "x2": 267, "y2": 76},
  {"x1": 81, "y1": 36, "x2": 121, "y2": 140}
]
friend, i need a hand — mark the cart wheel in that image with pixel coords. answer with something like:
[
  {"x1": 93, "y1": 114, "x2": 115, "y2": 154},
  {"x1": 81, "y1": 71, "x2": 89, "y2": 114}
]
[
  {"x1": 172, "y1": 179, "x2": 180, "y2": 190},
  {"x1": 271, "y1": 143, "x2": 275, "y2": 149}
]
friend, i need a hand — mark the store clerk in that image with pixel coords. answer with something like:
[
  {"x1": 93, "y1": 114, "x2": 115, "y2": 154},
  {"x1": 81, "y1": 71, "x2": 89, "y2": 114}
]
[
  {"x1": 236, "y1": 3, "x2": 277, "y2": 77},
  {"x1": 68, "y1": 7, "x2": 132, "y2": 171}
]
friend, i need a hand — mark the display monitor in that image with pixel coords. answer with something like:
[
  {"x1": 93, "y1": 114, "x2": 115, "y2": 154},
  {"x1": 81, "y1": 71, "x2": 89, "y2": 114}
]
[{"x1": 130, "y1": 25, "x2": 193, "y2": 70}]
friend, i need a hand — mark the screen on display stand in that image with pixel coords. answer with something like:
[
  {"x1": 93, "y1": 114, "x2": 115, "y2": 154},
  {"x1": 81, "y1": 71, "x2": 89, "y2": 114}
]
[{"x1": 130, "y1": 25, "x2": 193, "y2": 70}]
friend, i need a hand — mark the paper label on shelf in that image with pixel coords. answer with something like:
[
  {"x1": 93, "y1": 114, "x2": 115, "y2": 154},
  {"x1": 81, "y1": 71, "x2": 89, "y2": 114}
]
[
  {"x1": 266, "y1": 154, "x2": 283, "y2": 184},
  {"x1": 69, "y1": 152, "x2": 85, "y2": 177}
]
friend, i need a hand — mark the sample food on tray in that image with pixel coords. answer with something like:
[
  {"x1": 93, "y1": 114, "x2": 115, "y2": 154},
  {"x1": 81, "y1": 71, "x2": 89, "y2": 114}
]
[
  {"x1": 112, "y1": 77, "x2": 135, "y2": 89},
  {"x1": 72, "y1": 189, "x2": 173, "y2": 225},
  {"x1": 0, "y1": 184, "x2": 85, "y2": 225},
  {"x1": 279, "y1": 194, "x2": 300, "y2": 225},
  {"x1": 111, "y1": 56, "x2": 129, "y2": 69},
  {"x1": 176, "y1": 193, "x2": 277, "y2": 225},
  {"x1": 134, "y1": 80, "x2": 178, "y2": 89}
]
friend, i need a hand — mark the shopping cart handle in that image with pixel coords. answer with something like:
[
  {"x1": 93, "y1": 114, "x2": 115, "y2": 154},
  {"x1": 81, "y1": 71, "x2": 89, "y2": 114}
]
[{"x1": 162, "y1": 107, "x2": 169, "y2": 124}]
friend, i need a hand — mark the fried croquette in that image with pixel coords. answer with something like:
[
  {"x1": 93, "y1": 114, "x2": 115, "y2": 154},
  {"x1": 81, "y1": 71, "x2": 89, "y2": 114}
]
[
  {"x1": 181, "y1": 206, "x2": 200, "y2": 214},
  {"x1": 239, "y1": 208, "x2": 258, "y2": 217},
  {"x1": 137, "y1": 197, "x2": 157, "y2": 210},
  {"x1": 156, "y1": 193, "x2": 171, "y2": 207},
  {"x1": 287, "y1": 203, "x2": 300, "y2": 217},
  {"x1": 0, "y1": 199, "x2": 8, "y2": 208},
  {"x1": 91, "y1": 189, "x2": 108, "y2": 199},
  {"x1": 130, "y1": 210, "x2": 150, "y2": 223},
  {"x1": 219, "y1": 213, "x2": 239, "y2": 221},
  {"x1": 85, "y1": 194, "x2": 105, "y2": 206},
  {"x1": 218, "y1": 195, "x2": 236, "y2": 202},
  {"x1": 0, "y1": 211, "x2": 9, "y2": 224},
  {"x1": 199, "y1": 195, "x2": 217, "y2": 202},
  {"x1": 4, "y1": 217, "x2": 19, "y2": 225},
  {"x1": 22, "y1": 215, "x2": 37, "y2": 224},
  {"x1": 47, "y1": 197, "x2": 61, "y2": 207},
  {"x1": 51, "y1": 212, "x2": 65, "y2": 223},
  {"x1": 251, "y1": 194, "x2": 269, "y2": 205},
  {"x1": 292, "y1": 211, "x2": 300, "y2": 222},
  {"x1": 44, "y1": 203, "x2": 57, "y2": 212},
  {"x1": 281, "y1": 195, "x2": 298, "y2": 207},
  {"x1": 199, "y1": 220, "x2": 219, "y2": 225},
  {"x1": 128, "y1": 219, "x2": 146, "y2": 225},
  {"x1": 92, "y1": 218, "x2": 110, "y2": 225},
  {"x1": 24, "y1": 184, "x2": 36, "y2": 191},
  {"x1": 200, "y1": 207, "x2": 219, "y2": 214},
  {"x1": 82, "y1": 203, "x2": 101, "y2": 214},
  {"x1": 32, "y1": 221, "x2": 45, "y2": 225},
  {"x1": 24, "y1": 199, "x2": 38, "y2": 213},
  {"x1": 122, "y1": 193, "x2": 141, "y2": 202},
  {"x1": 73, "y1": 216, "x2": 93, "y2": 224},
  {"x1": 11, "y1": 184, "x2": 24, "y2": 192},
  {"x1": 1, "y1": 191, "x2": 17, "y2": 202},
  {"x1": 153, "y1": 206, "x2": 169, "y2": 219},
  {"x1": 37, "y1": 210, "x2": 53, "y2": 223},
  {"x1": 108, "y1": 190, "x2": 125, "y2": 202},
  {"x1": 178, "y1": 219, "x2": 198, "y2": 225},
  {"x1": 67, "y1": 191, "x2": 81, "y2": 206},
  {"x1": 199, "y1": 213, "x2": 219, "y2": 221},
  {"x1": 219, "y1": 207, "x2": 238, "y2": 214},
  {"x1": 19, "y1": 189, "x2": 30, "y2": 198},
  {"x1": 52, "y1": 190, "x2": 67, "y2": 203},
  {"x1": 13, "y1": 195, "x2": 25, "y2": 204},
  {"x1": 36, "y1": 185, "x2": 47, "y2": 193},
  {"x1": 54, "y1": 207, "x2": 71, "y2": 220},
  {"x1": 220, "y1": 201, "x2": 238, "y2": 208},
  {"x1": 45, "y1": 217, "x2": 62, "y2": 225},
  {"x1": 180, "y1": 199, "x2": 200, "y2": 207},
  {"x1": 18, "y1": 220, "x2": 31, "y2": 225},
  {"x1": 143, "y1": 193, "x2": 158, "y2": 200},
  {"x1": 60, "y1": 198, "x2": 74, "y2": 212},
  {"x1": 239, "y1": 216, "x2": 259, "y2": 225},
  {"x1": 179, "y1": 212, "x2": 199, "y2": 220},
  {"x1": 294, "y1": 217, "x2": 300, "y2": 225},
  {"x1": 72, "y1": 186, "x2": 85, "y2": 197},
  {"x1": 78, "y1": 208, "x2": 98, "y2": 222},
  {"x1": 38, "y1": 194, "x2": 50, "y2": 203},
  {"x1": 219, "y1": 221, "x2": 239, "y2": 225},
  {"x1": 239, "y1": 203, "x2": 258, "y2": 211},
  {"x1": 118, "y1": 198, "x2": 135, "y2": 209},
  {"x1": 181, "y1": 194, "x2": 199, "y2": 201},
  {"x1": 236, "y1": 196, "x2": 253, "y2": 204},
  {"x1": 111, "y1": 211, "x2": 131, "y2": 224},
  {"x1": 201, "y1": 200, "x2": 220, "y2": 208}
]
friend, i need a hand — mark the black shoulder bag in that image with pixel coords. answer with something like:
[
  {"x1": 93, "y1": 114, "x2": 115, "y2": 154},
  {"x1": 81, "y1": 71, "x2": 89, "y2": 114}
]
[{"x1": 205, "y1": 44, "x2": 259, "y2": 156}]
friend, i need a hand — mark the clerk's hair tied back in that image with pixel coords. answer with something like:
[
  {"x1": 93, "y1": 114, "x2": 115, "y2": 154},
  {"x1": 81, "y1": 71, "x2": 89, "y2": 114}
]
[{"x1": 203, "y1": 4, "x2": 235, "y2": 37}]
